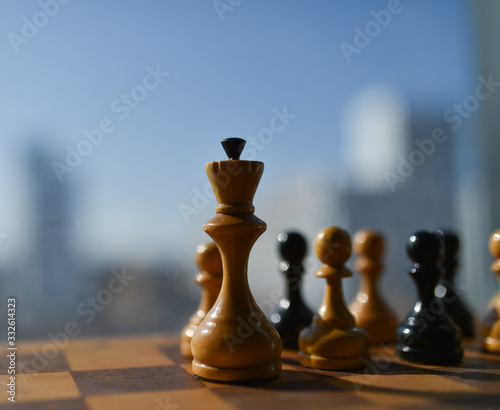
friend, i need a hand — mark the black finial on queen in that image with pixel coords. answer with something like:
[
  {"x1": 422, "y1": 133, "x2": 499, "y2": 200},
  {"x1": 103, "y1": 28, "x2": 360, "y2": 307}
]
[{"x1": 221, "y1": 138, "x2": 246, "y2": 160}]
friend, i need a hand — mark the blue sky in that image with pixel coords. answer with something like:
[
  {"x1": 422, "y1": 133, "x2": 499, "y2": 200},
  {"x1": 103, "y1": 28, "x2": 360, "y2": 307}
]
[{"x1": 0, "y1": 0, "x2": 476, "y2": 261}]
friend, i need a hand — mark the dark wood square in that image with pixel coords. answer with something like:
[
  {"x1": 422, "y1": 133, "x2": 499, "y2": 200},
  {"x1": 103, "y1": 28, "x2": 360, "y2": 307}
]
[
  {"x1": 0, "y1": 399, "x2": 87, "y2": 410},
  {"x1": 212, "y1": 381, "x2": 369, "y2": 409},
  {"x1": 0, "y1": 351, "x2": 70, "y2": 375},
  {"x1": 72, "y1": 365, "x2": 204, "y2": 396}
]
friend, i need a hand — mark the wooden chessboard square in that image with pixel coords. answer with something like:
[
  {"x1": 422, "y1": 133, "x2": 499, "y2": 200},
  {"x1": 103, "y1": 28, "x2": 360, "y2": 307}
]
[
  {"x1": 422, "y1": 367, "x2": 500, "y2": 394},
  {"x1": 349, "y1": 390, "x2": 434, "y2": 409},
  {"x1": 277, "y1": 350, "x2": 424, "y2": 387},
  {"x1": 72, "y1": 365, "x2": 204, "y2": 396},
  {"x1": 197, "y1": 370, "x2": 327, "y2": 391},
  {"x1": 393, "y1": 391, "x2": 500, "y2": 410},
  {"x1": 65, "y1": 341, "x2": 174, "y2": 371},
  {"x1": 0, "y1": 350, "x2": 70, "y2": 375},
  {"x1": 279, "y1": 351, "x2": 338, "y2": 378},
  {"x1": 158, "y1": 344, "x2": 187, "y2": 365},
  {"x1": 362, "y1": 359, "x2": 426, "y2": 375},
  {"x1": 0, "y1": 372, "x2": 80, "y2": 404},
  {"x1": 285, "y1": 363, "x2": 425, "y2": 384},
  {"x1": 323, "y1": 373, "x2": 500, "y2": 410},
  {"x1": 211, "y1": 382, "x2": 370, "y2": 409},
  {"x1": 461, "y1": 356, "x2": 500, "y2": 370},
  {"x1": 329, "y1": 373, "x2": 483, "y2": 394},
  {"x1": 461, "y1": 347, "x2": 500, "y2": 370},
  {"x1": 67, "y1": 334, "x2": 173, "y2": 349},
  {"x1": 272, "y1": 368, "x2": 321, "y2": 383},
  {"x1": 0, "y1": 399, "x2": 87, "y2": 410},
  {"x1": 264, "y1": 377, "x2": 345, "y2": 392},
  {"x1": 178, "y1": 361, "x2": 195, "y2": 380},
  {"x1": 86, "y1": 388, "x2": 237, "y2": 410}
]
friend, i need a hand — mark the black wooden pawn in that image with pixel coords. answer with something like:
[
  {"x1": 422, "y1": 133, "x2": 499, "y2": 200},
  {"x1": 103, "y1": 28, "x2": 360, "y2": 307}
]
[
  {"x1": 397, "y1": 231, "x2": 463, "y2": 365},
  {"x1": 269, "y1": 231, "x2": 313, "y2": 349},
  {"x1": 435, "y1": 231, "x2": 474, "y2": 337}
]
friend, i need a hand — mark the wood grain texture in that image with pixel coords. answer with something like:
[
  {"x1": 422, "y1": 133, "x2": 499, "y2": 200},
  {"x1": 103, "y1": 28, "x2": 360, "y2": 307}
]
[
  {"x1": 1, "y1": 335, "x2": 499, "y2": 410},
  {"x1": 191, "y1": 160, "x2": 281, "y2": 382}
]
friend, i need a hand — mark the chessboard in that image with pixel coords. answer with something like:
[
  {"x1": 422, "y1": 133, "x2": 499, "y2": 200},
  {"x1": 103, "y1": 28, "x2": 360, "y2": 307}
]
[{"x1": 1, "y1": 335, "x2": 499, "y2": 409}]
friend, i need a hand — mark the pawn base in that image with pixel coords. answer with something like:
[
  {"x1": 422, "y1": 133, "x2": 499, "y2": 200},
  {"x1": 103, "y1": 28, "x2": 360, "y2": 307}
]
[
  {"x1": 298, "y1": 325, "x2": 370, "y2": 370},
  {"x1": 192, "y1": 360, "x2": 281, "y2": 383},
  {"x1": 397, "y1": 346, "x2": 463, "y2": 365},
  {"x1": 482, "y1": 337, "x2": 500, "y2": 354},
  {"x1": 180, "y1": 323, "x2": 197, "y2": 359},
  {"x1": 299, "y1": 352, "x2": 369, "y2": 370},
  {"x1": 180, "y1": 339, "x2": 193, "y2": 359}
]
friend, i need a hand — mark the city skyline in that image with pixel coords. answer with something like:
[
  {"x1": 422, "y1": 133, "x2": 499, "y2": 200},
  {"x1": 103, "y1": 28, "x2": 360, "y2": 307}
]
[{"x1": 0, "y1": 1, "x2": 490, "y2": 330}]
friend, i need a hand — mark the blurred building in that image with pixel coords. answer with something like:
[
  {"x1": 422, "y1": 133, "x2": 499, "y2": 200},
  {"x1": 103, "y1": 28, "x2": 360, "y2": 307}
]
[
  {"x1": 26, "y1": 142, "x2": 78, "y2": 307},
  {"x1": 462, "y1": 1, "x2": 500, "y2": 310},
  {"x1": 1, "y1": 141, "x2": 198, "y2": 339},
  {"x1": 251, "y1": 87, "x2": 473, "y2": 319},
  {"x1": 341, "y1": 87, "x2": 458, "y2": 314}
]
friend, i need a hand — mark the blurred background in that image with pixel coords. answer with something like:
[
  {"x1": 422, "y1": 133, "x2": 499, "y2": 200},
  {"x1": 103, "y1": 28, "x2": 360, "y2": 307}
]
[{"x1": 0, "y1": 0, "x2": 499, "y2": 340}]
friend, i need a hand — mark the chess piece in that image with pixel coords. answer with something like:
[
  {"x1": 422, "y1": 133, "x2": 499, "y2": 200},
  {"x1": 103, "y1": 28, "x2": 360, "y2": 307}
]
[
  {"x1": 482, "y1": 229, "x2": 500, "y2": 353},
  {"x1": 435, "y1": 231, "x2": 474, "y2": 337},
  {"x1": 180, "y1": 242, "x2": 223, "y2": 359},
  {"x1": 269, "y1": 231, "x2": 313, "y2": 350},
  {"x1": 397, "y1": 231, "x2": 463, "y2": 365},
  {"x1": 191, "y1": 138, "x2": 282, "y2": 382},
  {"x1": 299, "y1": 226, "x2": 370, "y2": 370},
  {"x1": 349, "y1": 229, "x2": 398, "y2": 344}
]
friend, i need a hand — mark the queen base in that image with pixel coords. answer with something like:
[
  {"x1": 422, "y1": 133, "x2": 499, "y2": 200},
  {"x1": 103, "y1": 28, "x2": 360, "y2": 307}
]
[{"x1": 192, "y1": 360, "x2": 281, "y2": 383}]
